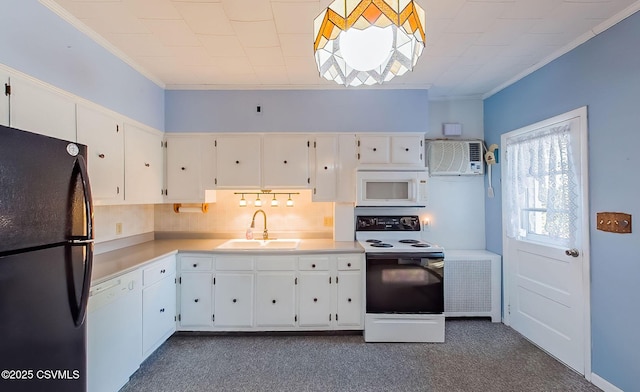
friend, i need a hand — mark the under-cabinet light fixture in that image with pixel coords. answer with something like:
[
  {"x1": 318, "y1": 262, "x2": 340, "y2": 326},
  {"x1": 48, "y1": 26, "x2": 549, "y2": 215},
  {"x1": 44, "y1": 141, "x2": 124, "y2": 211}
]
[{"x1": 234, "y1": 191, "x2": 299, "y2": 208}]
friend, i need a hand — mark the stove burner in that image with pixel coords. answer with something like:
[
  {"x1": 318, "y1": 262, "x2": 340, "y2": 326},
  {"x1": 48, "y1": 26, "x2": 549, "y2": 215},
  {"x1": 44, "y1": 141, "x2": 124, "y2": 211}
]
[
  {"x1": 370, "y1": 243, "x2": 393, "y2": 248},
  {"x1": 366, "y1": 239, "x2": 382, "y2": 243},
  {"x1": 399, "y1": 239, "x2": 421, "y2": 244},
  {"x1": 411, "y1": 243, "x2": 431, "y2": 248}
]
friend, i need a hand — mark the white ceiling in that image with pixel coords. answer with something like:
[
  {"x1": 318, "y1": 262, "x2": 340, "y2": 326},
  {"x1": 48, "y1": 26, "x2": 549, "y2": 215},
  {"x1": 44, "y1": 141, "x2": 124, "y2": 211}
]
[{"x1": 46, "y1": 0, "x2": 639, "y2": 98}]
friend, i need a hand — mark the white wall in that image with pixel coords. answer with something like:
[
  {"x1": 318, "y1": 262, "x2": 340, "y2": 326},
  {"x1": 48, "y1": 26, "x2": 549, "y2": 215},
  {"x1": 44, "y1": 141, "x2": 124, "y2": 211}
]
[{"x1": 424, "y1": 99, "x2": 486, "y2": 250}]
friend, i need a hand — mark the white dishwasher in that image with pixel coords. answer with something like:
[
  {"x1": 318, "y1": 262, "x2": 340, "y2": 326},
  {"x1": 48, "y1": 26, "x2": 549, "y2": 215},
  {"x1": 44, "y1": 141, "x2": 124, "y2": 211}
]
[{"x1": 88, "y1": 269, "x2": 143, "y2": 392}]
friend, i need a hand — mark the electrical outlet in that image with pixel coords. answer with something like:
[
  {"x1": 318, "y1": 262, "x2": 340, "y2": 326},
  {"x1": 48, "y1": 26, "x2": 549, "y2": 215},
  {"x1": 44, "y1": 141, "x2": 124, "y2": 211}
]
[
  {"x1": 323, "y1": 216, "x2": 333, "y2": 227},
  {"x1": 115, "y1": 222, "x2": 123, "y2": 235}
]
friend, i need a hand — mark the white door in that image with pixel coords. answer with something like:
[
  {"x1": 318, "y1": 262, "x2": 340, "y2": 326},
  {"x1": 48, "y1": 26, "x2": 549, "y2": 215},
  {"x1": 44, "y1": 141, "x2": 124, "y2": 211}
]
[
  {"x1": 501, "y1": 107, "x2": 590, "y2": 375},
  {"x1": 214, "y1": 273, "x2": 254, "y2": 327},
  {"x1": 255, "y1": 272, "x2": 296, "y2": 327},
  {"x1": 298, "y1": 271, "x2": 332, "y2": 327},
  {"x1": 179, "y1": 273, "x2": 213, "y2": 327}
]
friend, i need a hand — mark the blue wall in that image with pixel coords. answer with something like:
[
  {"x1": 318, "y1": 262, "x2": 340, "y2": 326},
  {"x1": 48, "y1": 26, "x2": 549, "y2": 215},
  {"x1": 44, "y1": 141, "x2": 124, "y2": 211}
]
[
  {"x1": 165, "y1": 89, "x2": 428, "y2": 133},
  {"x1": 0, "y1": 0, "x2": 164, "y2": 130},
  {"x1": 484, "y1": 11, "x2": 640, "y2": 391}
]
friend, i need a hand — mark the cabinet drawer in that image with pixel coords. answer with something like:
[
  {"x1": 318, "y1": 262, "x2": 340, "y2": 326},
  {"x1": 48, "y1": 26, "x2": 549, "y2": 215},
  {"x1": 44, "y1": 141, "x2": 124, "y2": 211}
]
[
  {"x1": 337, "y1": 255, "x2": 362, "y2": 271},
  {"x1": 216, "y1": 256, "x2": 254, "y2": 271},
  {"x1": 180, "y1": 255, "x2": 214, "y2": 271},
  {"x1": 143, "y1": 256, "x2": 176, "y2": 287},
  {"x1": 298, "y1": 256, "x2": 330, "y2": 271},
  {"x1": 256, "y1": 256, "x2": 296, "y2": 271}
]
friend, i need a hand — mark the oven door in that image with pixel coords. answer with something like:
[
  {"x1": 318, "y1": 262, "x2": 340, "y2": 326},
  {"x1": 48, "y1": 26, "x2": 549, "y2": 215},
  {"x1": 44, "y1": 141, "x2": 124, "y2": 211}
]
[{"x1": 366, "y1": 252, "x2": 444, "y2": 314}]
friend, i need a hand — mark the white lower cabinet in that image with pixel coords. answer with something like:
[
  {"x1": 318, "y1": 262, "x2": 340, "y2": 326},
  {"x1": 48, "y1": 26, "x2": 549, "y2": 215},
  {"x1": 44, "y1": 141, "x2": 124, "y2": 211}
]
[
  {"x1": 214, "y1": 272, "x2": 254, "y2": 327},
  {"x1": 141, "y1": 256, "x2": 176, "y2": 360},
  {"x1": 177, "y1": 252, "x2": 364, "y2": 332}
]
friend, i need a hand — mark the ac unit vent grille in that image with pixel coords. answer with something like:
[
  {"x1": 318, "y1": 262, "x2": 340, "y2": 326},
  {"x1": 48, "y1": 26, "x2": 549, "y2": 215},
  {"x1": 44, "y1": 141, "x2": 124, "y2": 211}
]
[{"x1": 469, "y1": 143, "x2": 481, "y2": 162}]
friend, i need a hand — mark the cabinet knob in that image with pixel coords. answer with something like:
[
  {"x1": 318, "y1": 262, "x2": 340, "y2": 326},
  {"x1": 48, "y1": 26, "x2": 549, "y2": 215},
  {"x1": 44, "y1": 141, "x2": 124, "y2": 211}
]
[
  {"x1": 311, "y1": 264, "x2": 316, "y2": 268},
  {"x1": 181, "y1": 167, "x2": 186, "y2": 170},
  {"x1": 193, "y1": 263, "x2": 198, "y2": 268},
  {"x1": 232, "y1": 299, "x2": 237, "y2": 303},
  {"x1": 283, "y1": 160, "x2": 288, "y2": 164},
  {"x1": 160, "y1": 308, "x2": 165, "y2": 313},
  {"x1": 324, "y1": 166, "x2": 328, "y2": 170},
  {"x1": 313, "y1": 298, "x2": 318, "y2": 302},
  {"x1": 194, "y1": 299, "x2": 199, "y2": 303},
  {"x1": 98, "y1": 153, "x2": 105, "y2": 159},
  {"x1": 160, "y1": 269, "x2": 166, "y2": 274},
  {"x1": 272, "y1": 299, "x2": 277, "y2": 304},
  {"x1": 347, "y1": 263, "x2": 352, "y2": 267},
  {"x1": 405, "y1": 148, "x2": 409, "y2": 152},
  {"x1": 145, "y1": 163, "x2": 150, "y2": 167},
  {"x1": 235, "y1": 160, "x2": 240, "y2": 164},
  {"x1": 373, "y1": 148, "x2": 377, "y2": 152},
  {"x1": 348, "y1": 298, "x2": 352, "y2": 302}
]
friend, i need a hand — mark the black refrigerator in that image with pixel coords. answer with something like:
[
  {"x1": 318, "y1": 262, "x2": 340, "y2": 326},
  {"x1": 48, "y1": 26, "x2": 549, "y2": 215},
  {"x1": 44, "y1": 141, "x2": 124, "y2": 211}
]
[{"x1": 0, "y1": 125, "x2": 94, "y2": 392}]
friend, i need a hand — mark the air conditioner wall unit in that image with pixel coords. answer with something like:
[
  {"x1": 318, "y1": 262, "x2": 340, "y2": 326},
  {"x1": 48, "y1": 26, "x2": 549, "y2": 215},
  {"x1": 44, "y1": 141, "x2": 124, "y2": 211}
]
[{"x1": 427, "y1": 140, "x2": 484, "y2": 176}]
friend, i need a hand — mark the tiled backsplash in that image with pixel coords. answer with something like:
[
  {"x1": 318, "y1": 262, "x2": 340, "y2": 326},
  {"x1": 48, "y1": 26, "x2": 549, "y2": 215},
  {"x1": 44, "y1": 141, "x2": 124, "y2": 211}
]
[
  {"x1": 94, "y1": 204, "x2": 154, "y2": 243},
  {"x1": 154, "y1": 190, "x2": 333, "y2": 237}
]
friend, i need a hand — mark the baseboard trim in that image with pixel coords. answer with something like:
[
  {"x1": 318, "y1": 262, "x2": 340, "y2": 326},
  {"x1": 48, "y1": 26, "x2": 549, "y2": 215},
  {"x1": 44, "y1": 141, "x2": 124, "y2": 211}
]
[{"x1": 591, "y1": 373, "x2": 624, "y2": 392}]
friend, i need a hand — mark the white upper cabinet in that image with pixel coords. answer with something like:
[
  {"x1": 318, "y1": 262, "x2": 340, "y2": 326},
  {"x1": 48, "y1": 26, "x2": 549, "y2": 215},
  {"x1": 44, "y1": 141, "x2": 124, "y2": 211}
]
[
  {"x1": 390, "y1": 135, "x2": 424, "y2": 165},
  {"x1": 124, "y1": 123, "x2": 164, "y2": 204},
  {"x1": 165, "y1": 134, "x2": 216, "y2": 202},
  {"x1": 311, "y1": 135, "x2": 338, "y2": 202},
  {"x1": 215, "y1": 135, "x2": 261, "y2": 189},
  {"x1": 8, "y1": 75, "x2": 76, "y2": 141},
  {"x1": 357, "y1": 133, "x2": 425, "y2": 169},
  {"x1": 262, "y1": 134, "x2": 310, "y2": 189},
  {"x1": 76, "y1": 104, "x2": 124, "y2": 205},
  {"x1": 0, "y1": 72, "x2": 8, "y2": 127}
]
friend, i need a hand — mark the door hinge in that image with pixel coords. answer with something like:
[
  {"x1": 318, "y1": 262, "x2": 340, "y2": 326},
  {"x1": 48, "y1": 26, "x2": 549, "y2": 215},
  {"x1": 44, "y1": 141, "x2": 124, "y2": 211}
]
[
  {"x1": 116, "y1": 124, "x2": 119, "y2": 133},
  {"x1": 294, "y1": 277, "x2": 297, "y2": 285},
  {"x1": 336, "y1": 314, "x2": 338, "y2": 321},
  {"x1": 213, "y1": 277, "x2": 216, "y2": 285},
  {"x1": 214, "y1": 178, "x2": 217, "y2": 185},
  {"x1": 179, "y1": 276, "x2": 182, "y2": 284},
  {"x1": 214, "y1": 140, "x2": 217, "y2": 147},
  {"x1": 420, "y1": 153, "x2": 423, "y2": 161},
  {"x1": 329, "y1": 276, "x2": 332, "y2": 284},
  {"x1": 336, "y1": 276, "x2": 339, "y2": 284},
  {"x1": 116, "y1": 186, "x2": 120, "y2": 195},
  {"x1": 357, "y1": 140, "x2": 360, "y2": 147},
  {"x1": 508, "y1": 304, "x2": 511, "y2": 314},
  {"x1": 213, "y1": 314, "x2": 215, "y2": 322},
  {"x1": 313, "y1": 188, "x2": 316, "y2": 195},
  {"x1": 4, "y1": 83, "x2": 11, "y2": 96},
  {"x1": 357, "y1": 153, "x2": 360, "y2": 160},
  {"x1": 295, "y1": 315, "x2": 297, "y2": 322},
  {"x1": 178, "y1": 314, "x2": 181, "y2": 321},
  {"x1": 307, "y1": 177, "x2": 310, "y2": 184},
  {"x1": 307, "y1": 141, "x2": 310, "y2": 147},
  {"x1": 329, "y1": 314, "x2": 332, "y2": 321},
  {"x1": 420, "y1": 139, "x2": 423, "y2": 147}
]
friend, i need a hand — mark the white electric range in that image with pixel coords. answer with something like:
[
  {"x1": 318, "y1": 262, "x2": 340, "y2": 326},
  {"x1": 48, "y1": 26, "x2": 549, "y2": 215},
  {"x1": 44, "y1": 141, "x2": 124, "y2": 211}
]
[{"x1": 356, "y1": 215, "x2": 445, "y2": 343}]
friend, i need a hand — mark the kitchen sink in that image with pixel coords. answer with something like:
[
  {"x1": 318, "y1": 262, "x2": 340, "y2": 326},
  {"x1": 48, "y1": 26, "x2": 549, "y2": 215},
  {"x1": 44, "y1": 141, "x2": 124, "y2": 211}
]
[{"x1": 217, "y1": 239, "x2": 301, "y2": 250}]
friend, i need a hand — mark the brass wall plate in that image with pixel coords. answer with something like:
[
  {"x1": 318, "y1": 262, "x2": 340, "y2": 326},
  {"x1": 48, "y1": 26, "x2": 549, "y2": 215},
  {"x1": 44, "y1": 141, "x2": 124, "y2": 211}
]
[{"x1": 596, "y1": 212, "x2": 632, "y2": 233}]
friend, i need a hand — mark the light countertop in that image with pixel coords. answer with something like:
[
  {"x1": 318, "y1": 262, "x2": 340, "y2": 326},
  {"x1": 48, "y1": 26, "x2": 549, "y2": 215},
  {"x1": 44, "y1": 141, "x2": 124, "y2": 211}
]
[{"x1": 92, "y1": 239, "x2": 363, "y2": 285}]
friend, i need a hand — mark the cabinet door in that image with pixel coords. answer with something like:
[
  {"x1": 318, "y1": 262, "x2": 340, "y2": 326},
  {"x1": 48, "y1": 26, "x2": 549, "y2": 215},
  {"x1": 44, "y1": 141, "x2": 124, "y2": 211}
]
[
  {"x1": 337, "y1": 134, "x2": 358, "y2": 202},
  {"x1": 179, "y1": 273, "x2": 213, "y2": 328},
  {"x1": 262, "y1": 135, "x2": 310, "y2": 188},
  {"x1": 214, "y1": 273, "x2": 254, "y2": 327},
  {"x1": 166, "y1": 136, "x2": 202, "y2": 201},
  {"x1": 76, "y1": 104, "x2": 124, "y2": 204},
  {"x1": 124, "y1": 124, "x2": 164, "y2": 204},
  {"x1": 336, "y1": 271, "x2": 362, "y2": 327},
  {"x1": 312, "y1": 135, "x2": 337, "y2": 201},
  {"x1": 255, "y1": 272, "x2": 296, "y2": 327},
  {"x1": 142, "y1": 274, "x2": 176, "y2": 358},
  {"x1": 0, "y1": 73, "x2": 8, "y2": 127},
  {"x1": 9, "y1": 75, "x2": 76, "y2": 141},
  {"x1": 298, "y1": 271, "x2": 332, "y2": 327},
  {"x1": 391, "y1": 136, "x2": 424, "y2": 165},
  {"x1": 358, "y1": 135, "x2": 390, "y2": 164},
  {"x1": 215, "y1": 135, "x2": 261, "y2": 188}
]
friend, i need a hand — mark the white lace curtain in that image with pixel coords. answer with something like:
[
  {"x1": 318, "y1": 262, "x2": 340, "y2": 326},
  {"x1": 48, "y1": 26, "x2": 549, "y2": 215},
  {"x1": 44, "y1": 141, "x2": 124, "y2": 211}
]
[{"x1": 505, "y1": 121, "x2": 578, "y2": 248}]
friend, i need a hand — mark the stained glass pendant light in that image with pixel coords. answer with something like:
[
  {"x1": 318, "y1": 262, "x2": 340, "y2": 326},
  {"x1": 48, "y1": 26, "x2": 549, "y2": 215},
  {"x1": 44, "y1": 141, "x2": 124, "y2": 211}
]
[{"x1": 313, "y1": 0, "x2": 426, "y2": 87}]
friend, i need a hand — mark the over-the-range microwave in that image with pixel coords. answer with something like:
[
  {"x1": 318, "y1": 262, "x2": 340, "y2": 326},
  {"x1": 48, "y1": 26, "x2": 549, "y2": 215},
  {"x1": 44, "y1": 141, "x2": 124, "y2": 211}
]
[{"x1": 356, "y1": 170, "x2": 428, "y2": 207}]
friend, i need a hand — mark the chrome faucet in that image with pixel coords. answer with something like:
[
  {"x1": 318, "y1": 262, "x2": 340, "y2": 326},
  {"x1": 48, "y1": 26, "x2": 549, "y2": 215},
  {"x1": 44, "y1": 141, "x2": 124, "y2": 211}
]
[{"x1": 250, "y1": 209, "x2": 269, "y2": 240}]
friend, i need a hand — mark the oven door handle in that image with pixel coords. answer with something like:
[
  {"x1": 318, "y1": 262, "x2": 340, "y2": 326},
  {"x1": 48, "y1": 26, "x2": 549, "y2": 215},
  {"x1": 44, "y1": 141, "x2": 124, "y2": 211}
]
[{"x1": 365, "y1": 252, "x2": 445, "y2": 260}]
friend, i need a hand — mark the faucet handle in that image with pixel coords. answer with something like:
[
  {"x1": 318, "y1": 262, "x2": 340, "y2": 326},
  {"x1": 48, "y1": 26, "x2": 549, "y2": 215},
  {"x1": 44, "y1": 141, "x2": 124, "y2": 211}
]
[{"x1": 263, "y1": 230, "x2": 269, "y2": 240}]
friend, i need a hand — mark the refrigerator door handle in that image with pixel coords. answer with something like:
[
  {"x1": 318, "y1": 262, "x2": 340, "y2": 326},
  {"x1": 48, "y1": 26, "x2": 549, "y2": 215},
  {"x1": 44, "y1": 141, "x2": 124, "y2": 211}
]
[
  {"x1": 68, "y1": 155, "x2": 94, "y2": 327},
  {"x1": 76, "y1": 155, "x2": 94, "y2": 241}
]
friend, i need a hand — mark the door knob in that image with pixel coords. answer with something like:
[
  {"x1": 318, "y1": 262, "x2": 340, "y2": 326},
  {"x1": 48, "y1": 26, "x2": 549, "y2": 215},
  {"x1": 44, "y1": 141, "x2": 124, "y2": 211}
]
[{"x1": 565, "y1": 248, "x2": 579, "y2": 257}]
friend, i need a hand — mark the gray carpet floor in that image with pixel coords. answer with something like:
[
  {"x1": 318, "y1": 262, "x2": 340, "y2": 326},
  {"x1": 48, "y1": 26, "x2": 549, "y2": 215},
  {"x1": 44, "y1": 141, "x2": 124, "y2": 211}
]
[{"x1": 121, "y1": 320, "x2": 600, "y2": 392}]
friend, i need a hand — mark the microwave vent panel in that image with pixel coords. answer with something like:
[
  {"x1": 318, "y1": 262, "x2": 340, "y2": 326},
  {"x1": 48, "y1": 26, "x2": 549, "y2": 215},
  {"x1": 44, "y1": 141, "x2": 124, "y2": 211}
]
[{"x1": 428, "y1": 141, "x2": 484, "y2": 176}]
